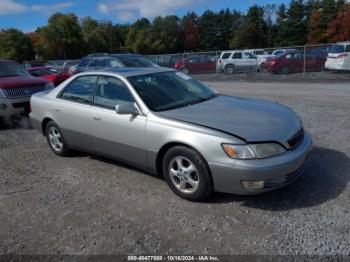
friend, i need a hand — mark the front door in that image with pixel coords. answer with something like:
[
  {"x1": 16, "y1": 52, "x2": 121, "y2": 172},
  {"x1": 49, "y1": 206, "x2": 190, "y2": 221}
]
[{"x1": 90, "y1": 76, "x2": 147, "y2": 168}]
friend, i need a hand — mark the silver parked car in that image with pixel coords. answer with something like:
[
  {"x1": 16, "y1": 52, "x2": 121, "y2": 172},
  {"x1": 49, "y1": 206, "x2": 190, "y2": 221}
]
[
  {"x1": 30, "y1": 67, "x2": 313, "y2": 201},
  {"x1": 216, "y1": 51, "x2": 258, "y2": 74}
]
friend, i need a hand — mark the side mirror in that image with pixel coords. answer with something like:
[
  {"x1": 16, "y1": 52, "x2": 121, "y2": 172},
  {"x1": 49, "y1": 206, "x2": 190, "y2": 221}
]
[{"x1": 115, "y1": 102, "x2": 141, "y2": 115}]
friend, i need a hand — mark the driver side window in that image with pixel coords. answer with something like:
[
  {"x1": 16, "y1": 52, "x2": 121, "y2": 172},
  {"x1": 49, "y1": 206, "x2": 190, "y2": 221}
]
[{"x1": 94, "y1": 76, "x2": 134, "y2": 110}]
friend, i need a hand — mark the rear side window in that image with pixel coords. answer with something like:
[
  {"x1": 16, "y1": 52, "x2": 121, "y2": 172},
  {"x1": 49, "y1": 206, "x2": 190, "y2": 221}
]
[
  {"x1": 345, "y1": 45, "x2": 350, "y2": 52},
  {"x1": 78, "y1": 58, "x2": 91, "y2": 67},
  {"x1": 243, "y1": 52, "x2": 256, "y2": 59},
  {"x1": 60, "y1": 76, "x2": 97, "y2": 104},
  {"x1": 94, "y1": 76, "x2": 134, "y2": 110},
  {"x1": 88, "y1": 58, "x2": 105, "y2": 68},
  {"x1": 232, "y1": 52, "x2": 243, "y2": 59},
  {"x1": 330, "y1": 45, "x2": 345, "y2": 53},
  {"x1": 105, "y1": 58, "x2": 123, "y2": 68},
  {"x1": 221, "y1": 53, "x2": 232, "y2": 59}
]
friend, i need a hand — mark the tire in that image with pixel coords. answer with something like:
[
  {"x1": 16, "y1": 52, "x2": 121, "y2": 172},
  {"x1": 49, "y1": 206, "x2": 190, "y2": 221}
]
[
  {"x1": 280, "y1": 66, "x2": 290, "y2": 75},
  {"x1": 162, "y1": 146, "x2": 213, "y2": 201},
  {"x1": 45, "y1": 121, "x2": 70, "y2": 157},
  {"x1": 259, "y1": 63, "x2": 267, "y2": 73},
  {"x1": 224, "y1": 64, "x2": 235, "y2": 74}
]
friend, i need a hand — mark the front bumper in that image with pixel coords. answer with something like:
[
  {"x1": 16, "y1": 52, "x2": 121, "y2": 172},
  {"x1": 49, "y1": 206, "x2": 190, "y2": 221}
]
[
  {"x1": 209, "y1": 132, "x2": 313, "y2": 195},
  {"x1": 0, "y1": 97, "x2": 30, "y2": 119}
]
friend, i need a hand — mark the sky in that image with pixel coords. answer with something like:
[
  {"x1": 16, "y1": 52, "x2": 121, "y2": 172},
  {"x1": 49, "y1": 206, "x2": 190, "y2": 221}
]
[{"x1": 0, "y1": 0, "x2": 290, "y2": 32}]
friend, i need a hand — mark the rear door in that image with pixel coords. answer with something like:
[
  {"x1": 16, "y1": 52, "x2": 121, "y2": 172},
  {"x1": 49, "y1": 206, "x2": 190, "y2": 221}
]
[
  {"x1": 54, "y1": 75, "x2": 98, "y2": 150},
  {"x1": 243, "y1": 52, "x2": 258, "y2": 71},
  {"x1": 231, "y1": 52, "x2": 244, "y2": 70}
]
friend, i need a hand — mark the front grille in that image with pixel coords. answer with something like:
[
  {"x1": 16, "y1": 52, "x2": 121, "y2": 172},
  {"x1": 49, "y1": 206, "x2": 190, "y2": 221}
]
[
  {"x1": 264, "y1": 166, "x2": 305, "y2": 189},
  {"x1": 2, "y1": 85, "x2": 45, "y2": 99},
  {"x1": 288, "y1": 129, "x2": 304, "y2": 149}
]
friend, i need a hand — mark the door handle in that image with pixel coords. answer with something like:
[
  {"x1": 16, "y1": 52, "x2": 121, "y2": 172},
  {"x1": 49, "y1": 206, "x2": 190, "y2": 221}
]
[
  {"x1": 54, "y1": 109, "x2": 61, "y2": 112},
  {"x1": 93, "y1": 116, "x2": 101, "y2": 121}
]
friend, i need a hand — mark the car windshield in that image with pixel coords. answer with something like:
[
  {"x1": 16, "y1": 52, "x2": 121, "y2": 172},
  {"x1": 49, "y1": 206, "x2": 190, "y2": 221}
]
[
  {"x1": 30, "y1": 67, "x2": 58, "y2": 76},
  {"x1": 116, "y1": 56, "x2": 158, "y2": 67},
  {"x1": 128, "y1": 71, "x2": 217, "y2": 112},
  {"x1": 330, "y1": 44, "x2": 345, "y2": 53},
  {"x1": 0, "y1": 62, "x2": 30, "y2": 77}
]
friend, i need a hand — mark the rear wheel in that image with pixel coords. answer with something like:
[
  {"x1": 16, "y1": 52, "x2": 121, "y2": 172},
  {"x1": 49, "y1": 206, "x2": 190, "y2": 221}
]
[
  {"x1": 45, "y1": 121, "x2": 70, "y2": 156},
  {"x1": 224, "y1": 64, "x2": 235, "y2": 74},
  {"x1": 162, "y1": 146, "x2": 213, "y2": 201},
  {"x1": 259, "y1": 63, "x2": 267, "y2": 73}
]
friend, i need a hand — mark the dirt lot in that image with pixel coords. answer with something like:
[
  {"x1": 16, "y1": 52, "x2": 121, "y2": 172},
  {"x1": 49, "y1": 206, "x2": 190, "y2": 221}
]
[{"x1": 1, "y1": 77, "x2": 350, "y2": 256}]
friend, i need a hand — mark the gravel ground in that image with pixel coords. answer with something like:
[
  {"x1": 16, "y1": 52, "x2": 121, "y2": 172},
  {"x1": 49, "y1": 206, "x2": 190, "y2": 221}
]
[{"x1": 0, "y1": 79, "x2": 350, "y2": 256}]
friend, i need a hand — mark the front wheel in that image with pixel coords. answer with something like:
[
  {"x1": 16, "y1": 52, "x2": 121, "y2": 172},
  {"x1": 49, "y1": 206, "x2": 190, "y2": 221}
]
[
  {"x1": 162, "y1": 146, "x2": 213, "y2": 201},
  {"x1": 45, "y1": 121, "x2": 70, "y2": 156}
]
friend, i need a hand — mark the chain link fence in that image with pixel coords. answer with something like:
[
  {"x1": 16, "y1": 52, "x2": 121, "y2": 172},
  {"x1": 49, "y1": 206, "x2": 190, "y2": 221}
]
[{"x1": 147, "y1": 42, "x2": 349, "y2": 76}]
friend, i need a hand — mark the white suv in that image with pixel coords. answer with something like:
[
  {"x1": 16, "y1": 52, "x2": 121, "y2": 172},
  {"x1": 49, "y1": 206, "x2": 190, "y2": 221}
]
[
  {"x1": 325, "y1": 42, "x2": 350, "y2": 71},
  {"x1": 245, "y1": 49, "x2": 272, "y2": 72},
  {"x1": 216, "y1": 51, "x2": 258, "y2": 74}
]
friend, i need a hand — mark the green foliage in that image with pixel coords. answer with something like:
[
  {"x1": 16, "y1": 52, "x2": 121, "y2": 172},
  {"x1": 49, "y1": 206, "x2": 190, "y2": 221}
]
[
  {"x1": 36, "y1": 13, "x2": 83, "y2": 60},
  {"x1": 2, "y1": 1, "x2": 349, "y2": 60},
  {"x1": 0, "y1": 29, "x2": 34, "y2": 62},
  {"x1": 230, "y1": 6, "x2": 267, "y2": 49}
]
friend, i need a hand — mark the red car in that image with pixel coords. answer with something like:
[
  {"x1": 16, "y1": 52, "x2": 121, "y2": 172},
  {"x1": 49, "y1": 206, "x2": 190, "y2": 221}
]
[
  {"x1": 28, "y1": 66, "x2": 70, "y2": 86},
  {"x1": 266, "y1": 51, "x2": 326, "y2": 74},
  {"x1": 0, "y1": 60, "x2": 49, "y2": 121},
  {"x1": 174, "y1": 55, "x2": 216, "y2": 74}
]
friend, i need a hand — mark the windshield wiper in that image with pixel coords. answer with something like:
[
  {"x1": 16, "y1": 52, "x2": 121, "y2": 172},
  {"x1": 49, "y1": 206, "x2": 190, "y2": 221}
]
[{"x1": 188, "y1": 94, "x2": 218, "y2": 106}]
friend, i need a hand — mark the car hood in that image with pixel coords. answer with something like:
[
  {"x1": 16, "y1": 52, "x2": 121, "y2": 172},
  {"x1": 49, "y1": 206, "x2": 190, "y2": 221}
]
[
  {"x1": 0, "y1": 75, "x2": 47, "y2": 89},
  {"x1": 159, "y1": 95, "x2": 302, "y2": 144}
]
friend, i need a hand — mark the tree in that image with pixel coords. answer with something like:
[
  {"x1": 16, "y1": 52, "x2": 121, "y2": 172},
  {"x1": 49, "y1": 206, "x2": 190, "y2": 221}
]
[
  {"x1": 180, "y1": 12, "x2": 199, "y2": 51},
  {"x1": 325, "y1": 3, "x2": 350, "y2": 42},
  {"x1": 276, "y1": 0, "x2": 307, "y2": 46},
  {"x1": 0, "y1": 29, "x2": 34, "y2": 62},
  {"x1": 230, "y1": 5, "x2": 267, "y2": 49},
  {"x1": 151, "y1": 15, "x2": 180, "y2": 53},
  {"x1": 36, "y1": 13, "x2": 83, "y2": 59}
]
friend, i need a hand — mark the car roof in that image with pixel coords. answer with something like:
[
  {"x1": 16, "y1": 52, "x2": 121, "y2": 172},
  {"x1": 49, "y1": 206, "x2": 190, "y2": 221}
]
[{"x1": 86, "y1": 67, "x2": 176, "y2": 78}]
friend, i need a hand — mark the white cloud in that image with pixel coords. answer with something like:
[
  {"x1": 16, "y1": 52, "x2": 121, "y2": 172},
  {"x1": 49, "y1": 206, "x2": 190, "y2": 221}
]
[
  {"x1": 31, "y1": 2, "x2": 73, "y2": 14},
  {"x1": 98, "y1": 4, "x2": 109, "y2": 14},
  {"x1": 117, "y1": 11, "x2": 136, "y2": 21},
  {"x1": 0, "y1": 0, "x2": 73, "y2": 16},
  {"x1": 0, "y1": 0, "x2": 26, "y2": 15},
  {"x1": 98, "y1": 0, "x2": 201, "y2": 20}
]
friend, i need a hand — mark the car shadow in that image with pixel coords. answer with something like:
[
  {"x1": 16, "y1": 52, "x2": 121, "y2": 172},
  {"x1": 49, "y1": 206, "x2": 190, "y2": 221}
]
[
  {"x1": 0, "y1": 116, "x2": 32, "y2": 130},
  {"x1": 207, "y1": 147, "x2": 350, "y2": 211}
]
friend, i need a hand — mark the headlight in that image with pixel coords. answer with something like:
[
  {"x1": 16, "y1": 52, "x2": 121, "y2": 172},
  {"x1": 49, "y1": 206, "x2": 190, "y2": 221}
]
[
  {"x1": 0, "y1": 89, "x2": 6, "y2": 98},
  {"x1": 222, "y1": 143, "x2": 285, "y2": 159},
  {"x1": 45, "y1": 82, "x2": 55, "y2": 90}
]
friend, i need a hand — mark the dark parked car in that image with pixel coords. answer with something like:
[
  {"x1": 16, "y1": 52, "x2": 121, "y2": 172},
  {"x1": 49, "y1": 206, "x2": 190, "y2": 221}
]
[
  {"x1": 265, "y1": 51, "x2": 326, "y2": 74},
  {"x1": 28, "y1": 66, "x2": 71, "y2": 86},
  {"x1": 74, "y1": 54, "x2": 158, "y2": 74},
  {"x1": 0, "y1": 60, "x2": 50, "y2": 121},
  {"x1": 151, "y1": 55, "x2": 183, "y2": 68},
  {"x1": 174, "y1": 55, "x2": 216, "y2": 74}
]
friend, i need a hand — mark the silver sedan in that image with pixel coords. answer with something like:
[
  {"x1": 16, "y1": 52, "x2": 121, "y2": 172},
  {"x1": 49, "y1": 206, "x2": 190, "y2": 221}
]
[{"x1": 30, "y1": 67, "x2": 313, "y2": 201}]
